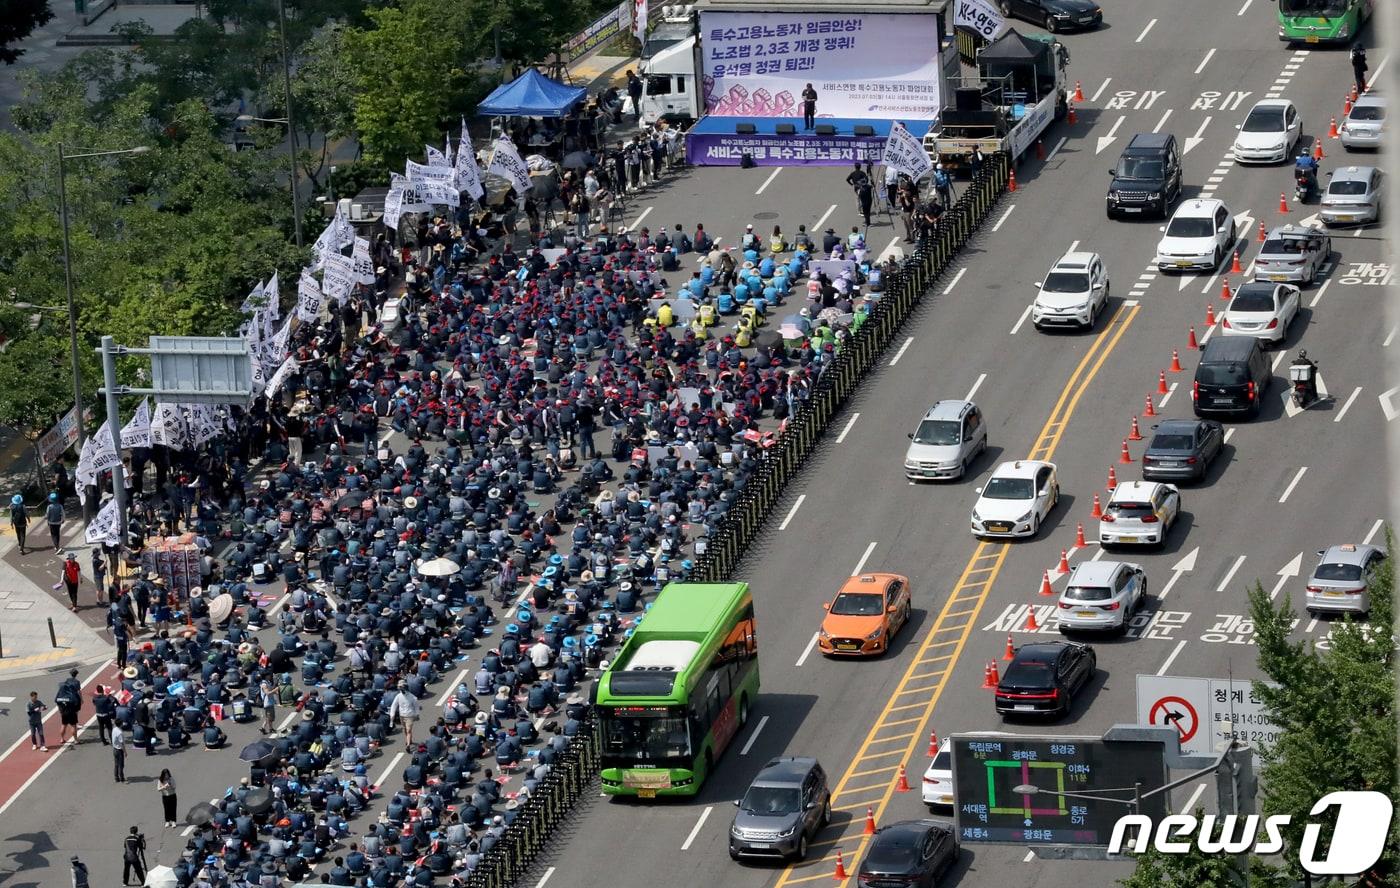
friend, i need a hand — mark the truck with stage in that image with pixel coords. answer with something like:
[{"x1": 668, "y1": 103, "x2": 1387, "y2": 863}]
[{"x1": 922, "y1": 28, "x2": 1070, "y2": 172}]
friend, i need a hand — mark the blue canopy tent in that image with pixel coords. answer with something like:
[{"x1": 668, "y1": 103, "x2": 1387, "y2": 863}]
[{"x1": 476, "y1": 68, "x2": 587, "y2": 118}]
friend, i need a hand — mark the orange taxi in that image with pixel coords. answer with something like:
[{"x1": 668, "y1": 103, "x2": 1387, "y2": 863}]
[{"x1": 818, "y1": 573, "x2": 912, "y2": 657}]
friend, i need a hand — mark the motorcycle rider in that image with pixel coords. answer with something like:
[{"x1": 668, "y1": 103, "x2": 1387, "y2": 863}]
[
  {"x1": 1290, "y1": 350, "x2": 1318, "y2": 404},
  {"x1": 1294, "y1": 152, "x2": 1318, "y2": 202}
]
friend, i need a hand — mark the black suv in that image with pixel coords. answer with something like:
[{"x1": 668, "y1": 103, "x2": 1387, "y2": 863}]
[
  {"x1": 995, "y1": 642, "x2": 1096, "y2": 719},
  {"x1": 1107, "y1": 133, "x2": 1182, "y2": 219},
  {"x1": 1192, "y1": 336, "x2": 1271, "y2": 419}
]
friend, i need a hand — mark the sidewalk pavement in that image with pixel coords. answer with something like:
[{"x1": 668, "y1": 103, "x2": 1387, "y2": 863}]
[{"x1": 0, "y1": 528, "x2": 112, "y2": 682}]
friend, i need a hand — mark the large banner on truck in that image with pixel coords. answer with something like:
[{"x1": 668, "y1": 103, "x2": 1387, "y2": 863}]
[{"x1": 699, "y1": 11, "x2": 942, "y2": 119}]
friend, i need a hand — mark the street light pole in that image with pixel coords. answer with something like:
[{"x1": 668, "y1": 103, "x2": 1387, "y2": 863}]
[
  {"x1": 56, "y1": 142, "x2": 87, "y2": 455},
  {"x1": 276, "y1": 0, "x2": 303, "y2": 249}
]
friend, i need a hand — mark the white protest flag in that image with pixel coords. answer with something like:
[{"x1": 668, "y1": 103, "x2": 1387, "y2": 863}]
[
  {"x1": 269, "y1": 313, "x2": 294, "y2": 361},
  {"x1": 151, "y1": 401, "x2": 187, "y2": 449},
  {"x1": 320, "y1": 252, "x2": 357, "y2": 304},
  {"x1": 633, "y1": 0, "x2": 648, "y2": 41},
  {"x1": 953, "y1": 0, "x2": 1008, "y2": 40},
  {"x1": 414, "y1": 179, "x2": 460, "y2": 208},
  {"x1": 266, "y1": 356, "x2": 299, "y2": 398},
  {"x1": 383, "y1": 183, "x2": 405, "y2": 231},
  {"x1": 240, "y1": 278, "x2": 267, "y2": 315},
  {"x1": 297, "y1": 269, "x2": 328, "y2": 321},
  {"x1": 445, "y1": 131, "x2": 454, "y2": 168},
  {"x1": 120, "y1": 399, "x2": 152, "y2": 450},
  {"x1": 487, "y1": 136, "x2": 532, "y2": 195},
  {"x1": 74, "y1": 434, "x2": 98, "y2": 503},
  {"x1": 85, "y1": 497, "x2": 121, "y2": 546},
  {"x1": 882, "y1": 121, "x2": 934, "y2": 182},
  {"x1": 406, "y1": 158, "x2": 455, "y2": 186},
  {"x1": 455, "y1": 119, "x2": 485, "y2": 201},
  {"x1": 390, "y1": 172, "x2": 432, "y2": 213},
  {"x1": 352, "y1": 236, "x2": 376, "y2": 285},
  {"x1": 187, "y1": 403, "x2": 221, "y2": 446},
  {"x1": 425, "y1": 144, "x2": 448, "y2": 167}
]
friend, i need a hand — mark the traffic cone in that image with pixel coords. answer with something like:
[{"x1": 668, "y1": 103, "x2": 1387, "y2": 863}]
[
  {"x1": 1329, "y1": 115, "x2": 1339, "y2": 138},
  {"x1": 1058, "y1": 549, "x2": 1071, "y2": 573},
  {"x1": 1313, "y1": 139, "x2": 1325, "y2": 160},
  {"x1": 1128, "y1": 415, "x2": 1144, "y2": 441},
  {"x1": 1090, "y1": 492, "x2": 1103, "y2": 519},
  {"x1": 1003, "y1": 634, "x2": 1016, "y2": 661},
  {"x1": 986, "y1": 660, "x2": 1000, "y2": 688},
  {"x1": 1036, "y1": 140, "x2": 1046, "y2": 161},
  {"x1": 1074, "y1": 80, "x2": 1085, "y2": 102},
  {"x1": 1025, "y1": 607, "x2": 1041, "y2": 631},
  {"x1": 1075, "y1": 522, "x2": 1087, "y2": 547},
  {"x1": 864, "y1": 806, "x2": 877, "y2": 835},
  {"x1": 1157, "y1": 370, "x2": 1169, "y2": 394},
  {"x1": 1106, "y1": 466, "x2": 1119, "y2": 491},
  {"x1": 1231, "y1": 249, "x2": 1243, "y2": 274},
  {"x1": 834, "y1": 850, "x2": 849, "y2": 880},
  {"x1": 1279, "y1": 192, "x2": 1289, "y2": 213},
  {"x1": 1221, "y1": 279, "x2": 1233, "y2": 301},
  {"x1": 1205, "y1": 303, "x2": 1217, "y2": 326},
  {"x1": 896, "y1": 765, "x2": 911, "y2": 792},
  {"x1": 1169, "y1": 349, "x2": 1183, "y2": 373},
  {"x1": 1188, "y1": 325, "x2": 1199, "y2": 349},
  {"x1": 1039, "y1": 570, "x2": 1055, "y2": 596},
  {"x1": 928, "y1": 731, "x2": 940, "y2": 756},
  {"x1": 1144, "y1": 394, "x2": 1157, "y2": 417},
  {"x1": 1258, "y1": 220, "x2": 1267, "y2": 242},
  {"x1": 1009, "y1": 169, "x2": 1018, "y2": 192},
  {"x1": 1344, "y1": 93, "x2": 1353, "y2": 115},
  {"x1": 1068, "y1": 102, "x2": 1078, "y2": 125},
  {"x1": 1351, "y1": 84, "x2": 1359, "y2": 103},
  {"x1": 1118, "y1": 438, "x2": 1134, "y2": 464}
]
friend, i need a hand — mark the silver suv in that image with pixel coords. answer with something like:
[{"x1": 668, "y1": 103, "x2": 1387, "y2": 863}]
[
  {"x1": 1057, "y1": 560, "x2": 1146, "y2": 634},
  {"x1": 729, "y1": 756, "x2": 831, "y2": 861},
  {"x1": 904, "y1": 400, "x2": 987, "y2": 481}
]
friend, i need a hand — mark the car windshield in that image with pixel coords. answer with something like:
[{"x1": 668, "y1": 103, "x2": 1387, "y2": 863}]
[
  {"x1": 1109, "y1": 501, "x2": 1153, "y2": 514},
  {"x1": 1197, "y1": 362, "x2": 1248, "y2": 385},
  {"x1": 830, "y1": 593, "x2": 885, "y2": 616},
  {"x1": 600, "y1": 714, "x2": 691, "y2": 761},
  {"x1": 741, "y1": 786, "x2": 802, "y2": 815},
  {"x1": 982, "y1": 477, "x2": 1034, "y2": 500},
  {"x1": 1041, "y1": 271, "x2": 1091, "y2": 293},
  {"x1": 1116, "y1": 157, "x2": 1163, "y2": 180},
  {"x1": 1261, "y1": 238, "x2": 1306, "y2": 255},
  {"x1": 913, "y1": 419, "x2": 961, "y2": 446},
  {"x1": 1151, "y1": 433, "x2": 1194, "y2": 450},
  {"x1": 1241, "y1": 108, "x2": 1285, "y2": 132},
  {"x1": 1166, "y1": 216, "x2": 1215, "y2": 238},
  {"x1": 1064, "y1": 585, "x2": 1112, "y2": 601},
  {"x1": 1329, "y1": 179, "x2": 1370, "y2": 196},
  {"x1": 931, "y1": 750, "x2": 951, "y2": 771},
  {"x1": 1350, "y1": 105, "x2": 1385, "y2": 122},
  {"x1": 1280, "y1": 0, "x2": 1351, "y2": 14},
  {"x1": 1314, "y1": 562, "x2": 1363, "y2": 582},
  {"x1": 1002, "y1": 661, "x2": 1054, "y2": 686},
  {"x1": 1232, "y1": 291, "x2": 1278, "y2": 312}
]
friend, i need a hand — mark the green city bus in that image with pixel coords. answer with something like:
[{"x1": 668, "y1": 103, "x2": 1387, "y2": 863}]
[
  {"x1": 1276, "y1": 0, "x2": 1372, "y2": 45},
  {"x1": 593, "y1": 582, "x2": 759, "y2": 797}
]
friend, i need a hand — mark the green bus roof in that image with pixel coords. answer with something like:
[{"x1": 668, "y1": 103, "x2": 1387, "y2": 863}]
[{"x1": 597, "y1": 582, "x2": 751, "y2": 704}]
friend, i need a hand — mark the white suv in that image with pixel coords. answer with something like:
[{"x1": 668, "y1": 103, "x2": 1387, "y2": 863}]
[
  {"x1": 1033, "y1": 251, "x2": 1110, "y2": 331},
  {"x1": 1155, "y1": 199, "x2": 1235, "y2": 272}
]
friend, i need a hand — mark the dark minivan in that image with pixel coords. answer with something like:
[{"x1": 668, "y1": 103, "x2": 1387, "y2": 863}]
[
  {"x1": 1193, "y1": 336, "x2": 1270, "y2": 419},
  {"x1": 1107, "y1": 133, "x2": 1182, "y2": 219}
]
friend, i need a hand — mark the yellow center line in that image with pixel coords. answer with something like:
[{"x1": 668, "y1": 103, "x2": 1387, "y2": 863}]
[{"x1": 772, "y1": 300, "x2": 1141, "y2": 888}]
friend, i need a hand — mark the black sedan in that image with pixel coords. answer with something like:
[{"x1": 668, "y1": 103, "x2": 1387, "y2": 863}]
[
  {"x1": 858, "y1": 820, "x2": 960, "y2": 888},
  {"x1": 994, "y1": 642, "x2": 1096, "y2": 719},
  {"x1": 998, "y1": 0, "x2": 1103, "y2": 32},
  {"x1": 1141, "y1": 419, "x2": 1224, "y2": 484}
]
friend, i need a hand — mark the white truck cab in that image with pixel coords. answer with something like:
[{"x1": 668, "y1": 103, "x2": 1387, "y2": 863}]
[{"x1": 639, "y1": 6, "x2": 703, "y2": 125}]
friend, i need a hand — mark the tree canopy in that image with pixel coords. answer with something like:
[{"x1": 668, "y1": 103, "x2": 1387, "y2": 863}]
[{"x1": 0, "y1": 0, "x2": 54, "y2": 65}]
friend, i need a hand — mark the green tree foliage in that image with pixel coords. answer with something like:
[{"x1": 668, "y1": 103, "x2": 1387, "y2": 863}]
[
  {"x1": 0, "y1": 0, "x2": 54, "y2": 65},
  {"x1": 1118, "y1": 839, "x2": 1245, "y2": 888}
]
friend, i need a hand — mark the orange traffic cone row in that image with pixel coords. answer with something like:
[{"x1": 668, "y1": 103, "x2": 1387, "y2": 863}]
[
  {"x1": 1221, "y1": 279, "x2": 1233, "y2": 301},
  {"x1": 1344, "y1": 93, "x2": 1353, "y2": 115},
  {"x1": 1008, "y1": 169, "x2": 1018, "y2": 192},
  {"x1": 1119, "y1": 438, "x2": 1134, "y2": 464},
  {"x1": 1329, "y1": 115, "x2": 1339, "y2": 138},
  {"x1": 1128, "y1": 415, "x2": 1144, "y2": 441},
  {"x1": 1205, "y1": 303, "x2": 1217, "y2": 326},
  {"x1": 1170, "y1": 349, "x2": 1183, "y2": 372},
  {"x1": 1075, "y1": 522, "x2": 1087, "y2": 547},
  {"x1": 1003, "y1": 634, "x2": 1016, "y2": 661},
  {"x1": 1188, "y1": 325, "x2": 1199, "y2": 349},
  {"x1": 1039, "y1": 570, "x2": 1055, "y2": 596},
  {"x1": 1068, "y1": 102, "x2": 1078, "y2": 125},
  {"x1": 1106, "y1": 466, "x2": 1119, "y2": 491},
  {"x1": 864, "y1": 806, "x2": 877, "y2": 835},
  {"x1": 834, "y1": 850, "x2": 849, "y2": 880},
  {"x1": 1025, "y1": 607, "x2": 1041, "y2": 631},
  {"x1": 985, "y1": 660, "x2": 1001, "y2": 688},
  {"x1": 1314, "y1": 139, "x2": 1325, "y2": 161},
  {"x1": 1231, "y1": 250, "x2": 1243, "y2": 274},
  {"x1": 1074, "y1": 80, "x2": 1085, "y2": 102},
  {"x1": 928, "y1": 731, "x2": 940, "y2": 756},
  {"x1": 1279, "y1": 192, "x2": 1289, "y2": 213},
  {"x1": 1157, "y1": 371, "x2": 1169, "y2": 394},
  {"x1": 1144, "y1": 394, "x2": 1157, "y2": 417},
  {"x1": 1090, "y1": 492, "x2": 1103, "y2": 518},
  {"x1": 1058, "y1": 548, "x2": 1071, "y2": 573},
  {"x1": 896, "y1": 765, "x2": 911, "y2": 792}
]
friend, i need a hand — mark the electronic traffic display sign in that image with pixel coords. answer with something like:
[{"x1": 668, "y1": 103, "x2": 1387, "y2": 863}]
[{"x1": 951, "y1": 734, "x2": 1169, "y2": 846}]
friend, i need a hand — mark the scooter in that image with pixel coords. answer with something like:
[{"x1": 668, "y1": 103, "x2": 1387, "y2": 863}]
[
  {"x1": 1289, "y1": 352, "x2": 1318, "y2": 407},
  {"x1": 1294, "y1": 156, "x2": 1318, "y2": 204}
]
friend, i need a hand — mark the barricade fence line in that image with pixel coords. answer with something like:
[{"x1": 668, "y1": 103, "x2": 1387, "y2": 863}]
[{"x1": 463, "y1": 152, "x2": 1010, "y2": 888}]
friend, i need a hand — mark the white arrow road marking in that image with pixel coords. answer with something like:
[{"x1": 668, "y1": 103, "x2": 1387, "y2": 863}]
[
  {"x1": 1380, "y1": 386, "x2": 1400, "y2": 421},
  {"x1": 1096, "y1": 117, "x2": 1125, "y2": 155},
  {"x1": 1156, "y1": 546, "x2": 1199, "y2": 601},
  {"x1": 1269, "y1": 553, "x2": 1304, "y2": 600},
  {"x1": 1184, "y1": 116, "x2": 1212, "y2": 154},
  {"x1": 1297, "y1": 212, "x2": 1321, "y2": 227},
  {"x1": 1216, "y1": 554, "x2": 1247, "y2": 593},
  {"x1": 1284, "y1": 372, "x2": 1328, "y2": 417},
  {"x1": 1334, "y1": 386, "x2": 1362, "y2": 422}
]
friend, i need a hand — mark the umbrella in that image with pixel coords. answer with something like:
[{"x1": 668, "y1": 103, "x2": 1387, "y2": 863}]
[
  {"x1": 562, "y1": 150, "x2": 593, "y2": 170},
  {"x1": 417, "y1": 557, "x2": 461, "y2": 578},
  {"x1": 207, "y1": 593, "x2": 235, "y2": 624},
  {"x1": 239, "y1": 739, "x2": 275, "y2": 762},
  {"x1": 245, "y1": 786, "x2": 273, "y2": 816},
  {"x1": 752, "y1": 329, "x2": 783, "y2": 351},
  {"x1": 144, "y1": 865, "x2": 179, "y2": 888},
  {"x1": 185, "y1": 802, "x2": 215, "y2": 827}
]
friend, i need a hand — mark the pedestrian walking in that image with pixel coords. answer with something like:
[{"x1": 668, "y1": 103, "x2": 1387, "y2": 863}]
[
  {"x1": 1351, "y1": 42, "x2": 1369, "y2": 95},
  {"x1": 70, "y1": 856, "x2": 89, "y2": 888},
  {"x1": 26, "y1": 691, "x2": 48, "y2": 751},
  {"x1": 55, "y1": 668, "x2": 82, "y2": 746},
  {"x1": 91, "y1": 548, "x2": 107, "y2": 605},
  {"x1": 846, "y1": 162, "x2": 874, "y2": 227},
  {"x1": 259, "y1": 680, "x2": 277, "y2": 735},
  {"x1": 57, "y1": 552, "x2": 81, "y2": 612},
  {"x1": 158, "y1": 768, "x2": 178, "y2": 827},
  {"x1": 121, "y1": 825, "x2": 146, "y2": 885},
  {"x1": 801, "y1": 83, "x2": 818, "y2": 130},
  {"x1": 111, "y1": 722, "x2": 127, "y2": 782},
  {"x1": 969, "y1": 145, "x2": 985, "y2": 179},
  {"x1": 898, "y1": 183, "x2": 919, "y2": 243},
  {"x1": 8, "y1": 494, "x2": 28, "y2": 555},
  {"x1": 389, "y1": 680, "x2": 421, "y2": 751},
  {"x1": 933, "y1": 163, "x2": 955, "y2": 207},
  {"x1": 44, "y1": 491, "x2": 63, "y2": 550},
  {"x1": 111, "y1": 605, "x2": 130, "y2": 667}
]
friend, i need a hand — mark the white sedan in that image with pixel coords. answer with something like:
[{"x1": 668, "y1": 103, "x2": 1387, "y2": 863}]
[
  {"x1": 1221, "y1": 282, "x2": 1300, "y2": 346},
  {"x1": 971, "y1": 460, "x2": 1059, "y2": 539},
  {"x1": 922, "y1": 737, "x2": 954, "y2": 810},
  {"x1": 1232, "y1": 99, "x2": 1301, "y2": 164}
]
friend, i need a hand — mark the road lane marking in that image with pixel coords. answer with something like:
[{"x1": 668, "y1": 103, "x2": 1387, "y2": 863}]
[
  {"x1": 1195, "y1": 48, "x2": 1216, "y2": 75},
  {"x1": 1334, "y1": 386, "x2": 1362, "y2": 422},
  {"x1": 992, "y1": 204, "x2": 1015, "y2": 232},
  {"x1": 852, "y1": 541, "x2": 878, "y2": 576},
  {"x1": 1278, "y1": 466, "x2": 1308, "y2": 503},
  {"x1": 1387, "y1": 326, "x2": 1399, "y2": 348},
  {"x1": 624, "y1": 206, "x2": 653, "y2": 232},
  {"x1": 779, "y1": 494, "x2": 808, "y2": 530},
  {"x1": 836, "y1": 414, "x2": 861, "y2": 444},
  {"x1": 1272, "y1": 352, "x2": 1287, "y2": 373},
  {"x1": 740, "y1": 716, "x2": 770, "y2": 755},
  {"x1": 889, "y1": 337, "x2": 914, "y2": 365},
  {"x1": 681, "y1": 806, "x2": 713, "y2": 850},
  {"x1": 965, "y1": 373, "x2": 987, "y2": 402},
  {"x1": 755, "y1": 167, "x2": 783, "y2": 195},
  {"x1": 1157, "y1": 640, "x2": 1188, "y2": 675},
  {"x1": 1238, "y1": 0, "x2": 1254, "y2": 14},
  {"x1": 1224, "y1": 428, "x2": 1235, "y2": 443},
  {"x1": 877, "y1": 235, "x2": 902, "y2": 262},
  {"x1": 1368, "y1": 54, "x2": 1390, "y2": 90},
  {"x1": 795, "y1": 632, "x2": 820, "y2": 667},
  {"x1": 1010, "y1": 305, "x2": 1033, "y2": 335},
  {"x1": 1068, "y1": 240, "x2": 1080, "y2": 253},
  {"x1": 1152, "y1": 109, "x2": 1173, "y2": 134},
  {"x1": 536, "y1": 867, "x2": 557, "y2": 888},
  {"x1": 1216, "y1": 555, "x2": 1247, "y2": 593},
  {"x1": 1045, "y1": 135, "x2": 1067, "y2": 162},
  {"x1": 1090, "y1": 77, "x2": 1112, "y2": 103},
  {"x1": 943, "y1": 267, "x2": 967, "y2": 295},
  {"x1": 373, "y1": 751, "x2": 406, "y2": 790},
  {"x1": 1364, "y1": 519, "x2": 1384, "y2": 545},
  {"x1": 437, "y1": 669, "x2": 468, "y2": 706},
  {"x1": 0, "y1": 661, "x2": 112, "y2": 817},
  {"x1": 1024, "y1": 849, "x2": 1036, "y2": 862},
  {"x1": 1157, "y1": 382, "x2": 1179, "y2": 409},
  {"x1": 1310, "y1": 279, "x2": 1332, "y2": 308},
  {"x1": 1135, "y1": 18, "x2": 1157, "y2": 42},
  {"x1": 814, "y1": 203, "x2": 838, "y2": 232}
]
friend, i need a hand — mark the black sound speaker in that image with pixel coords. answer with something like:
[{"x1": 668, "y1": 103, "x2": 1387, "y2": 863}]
[
  {"x1": 775, "y1": 123, "x2": 796, "y2": 135},
  {"x1": 735, "y1": 122, "x2": 757, "y2": 134},
  {"x1": 814, "y1": 123, "x2": 836, "y2": 135},
  {"x1": 853, "y1": 124, "x2": 875, "y2": 136},
  {"x1": 955, "y1": 87, "x2": 982, "y2": 112}
]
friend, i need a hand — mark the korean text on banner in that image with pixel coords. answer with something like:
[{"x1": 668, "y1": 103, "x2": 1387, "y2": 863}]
[
  {"x1": 85, "y1": 497, "x2": 121, "y2": 546},
  {"x1": 37, "y1": 405, "x2": 84, "y2": 465},
  {"x1": 699, "y1": 11, "x2": 942, "y2": 120},
  {"x1": 566, "y1": 0, "x2": 630, "y2": 62},
  {"x1": 120, "y1": 399, "x2": 152, "y2": 450},
  {"x1": 882, "y1": 122, "x2": 933, "y2": 181},
  {"x1": 953, "y1": 0, "x2": 1008, "y2": 40},
  {"x1": 487, "y1": 137, "x2": 533, "y2": 194}
]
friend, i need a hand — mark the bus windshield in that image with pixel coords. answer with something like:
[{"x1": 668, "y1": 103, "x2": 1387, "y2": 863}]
[
  {"x1": 602, "y1": 713, "x2": 692, "y2": 760},
  {"x1": 1279, "y1": 0, "x2": 1352, "y2": 15}
]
